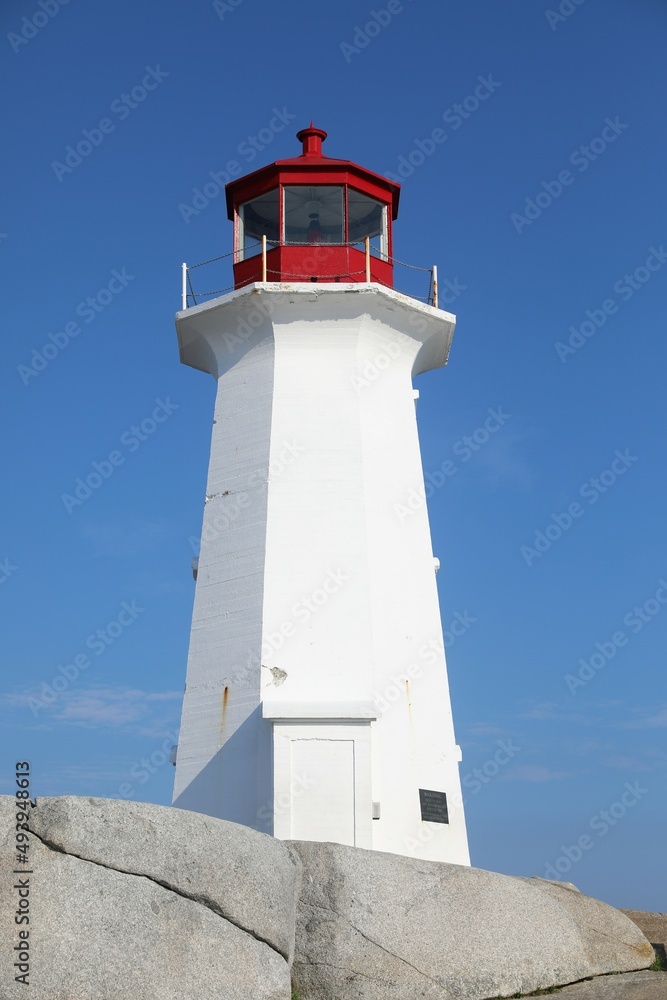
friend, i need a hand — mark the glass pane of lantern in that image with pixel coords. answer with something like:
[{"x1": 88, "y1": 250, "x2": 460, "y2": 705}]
[
  {"x1": 238, "y1": 189, "x2": 279, "y2": 260},
  {"x1": 347, "y1": 190, "x2": 387, "y2": 260},
  {"x1": 284, "y1": 186, "x2": 344, "y2": 244}
]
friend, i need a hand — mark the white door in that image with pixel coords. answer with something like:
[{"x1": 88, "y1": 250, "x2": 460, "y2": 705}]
[{"x1": 290, "y1": 738, "x2": 356, "y2": 845}]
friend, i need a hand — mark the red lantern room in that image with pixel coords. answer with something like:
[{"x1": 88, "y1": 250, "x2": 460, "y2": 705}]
[{"x1": 225, "y1": 124, "x2": 400, "y2": 289}]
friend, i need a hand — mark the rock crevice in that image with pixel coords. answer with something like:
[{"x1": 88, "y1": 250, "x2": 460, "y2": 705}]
[
  {"x1": 298, "y1": 897, "x2": 445, "y2": 989},
  {"x1": 27, "y1": 795, "x2": 302, "y2": 964},
  {"x1": 28, "y1": 825, "x2": 286, "y2": 960}
]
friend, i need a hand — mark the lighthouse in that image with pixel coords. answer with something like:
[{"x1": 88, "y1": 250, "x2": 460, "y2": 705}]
[{"x1": 172, "y1": 125, "x2": 470, "y2": 865}]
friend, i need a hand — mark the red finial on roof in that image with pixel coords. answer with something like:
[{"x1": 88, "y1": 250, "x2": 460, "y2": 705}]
[{"x1": 296, "y1": 123, "x2": 328, "y2": 158}]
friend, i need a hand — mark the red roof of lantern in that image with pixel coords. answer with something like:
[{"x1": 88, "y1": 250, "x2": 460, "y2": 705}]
[
  {"x1": 226, "y1": 125, "x2": 400, "y2": 289},
  {"x1": 225, "y1": 124, "x2": 400, "y2": 219}
]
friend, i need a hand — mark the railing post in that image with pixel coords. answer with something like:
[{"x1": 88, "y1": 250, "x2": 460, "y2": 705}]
[
  {"x1": 365, "y1": 236, "x2": 371, "y2": 282},
  {"x1": 262, "y1": 235, "x2": 267, "y2": 281},
  {"x1": 182, "y1": 262, "x2": 187, "y2": 310},
  {"x1": 432, "y1": 265, "x2": 438, "y2": 309}
]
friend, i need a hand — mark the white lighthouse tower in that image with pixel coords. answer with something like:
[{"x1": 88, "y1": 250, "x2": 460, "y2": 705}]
[{"x1": 173, "y1": 125, "x2": 470, "y2": 865}]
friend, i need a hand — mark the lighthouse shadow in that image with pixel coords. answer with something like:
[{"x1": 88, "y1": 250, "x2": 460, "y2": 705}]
[{"x1": 172, "y1": 705, "x2": 274, "y2": 835}]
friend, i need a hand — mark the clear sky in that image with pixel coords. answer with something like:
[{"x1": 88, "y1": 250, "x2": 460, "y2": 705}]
[{"x1": 1, "y1": 0, "x2": 665, "y2": 911}]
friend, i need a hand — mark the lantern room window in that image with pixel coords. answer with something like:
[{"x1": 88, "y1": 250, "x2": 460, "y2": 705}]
[
  {"x1": 227, "y1": 124, "x2": 399, "y2": 288},
  {"x1": 238, "y1": 189, "x2": 279, "y2": 260},
  {"x1": 348, "y1": 190, "x2": 388, "y2": 260},
  {"x1": 284, "y1": 186, "x2": 344, "y2": 244}
]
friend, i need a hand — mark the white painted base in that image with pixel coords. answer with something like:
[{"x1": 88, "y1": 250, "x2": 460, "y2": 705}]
[{"x1": 173, "y1": 283, "x2": 470, "y2": 866}]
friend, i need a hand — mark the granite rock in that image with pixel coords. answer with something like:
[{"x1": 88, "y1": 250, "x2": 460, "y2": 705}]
[
  {"x1": 290, "y1": 840, "x2": 654, "y2": 1000},
  {"x1": 0, "y1": 797, "x2": 290, "y2": 1000},
  {"x1": 28, "y1": 795, "x2": 302, "y2": 961}
]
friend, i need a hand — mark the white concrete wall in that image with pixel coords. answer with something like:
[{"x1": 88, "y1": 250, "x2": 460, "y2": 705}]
[
  {"x1": 173, "y1": 284, "x2": 469, "y2": 864},
  {"x1": 172, "y1": 312, "x2": 275, "y2": 830}
]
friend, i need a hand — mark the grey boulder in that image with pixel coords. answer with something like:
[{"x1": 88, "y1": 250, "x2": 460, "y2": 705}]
[
  {"x1": 290, "y1": 840, "x2": 654, "y2": 1000},
  {"x1": 0, "y1": 796, "x2": 296, "y2": 1000},
  {"x1": 28, "y1": 795, "x2": 302, "y2": 961}
]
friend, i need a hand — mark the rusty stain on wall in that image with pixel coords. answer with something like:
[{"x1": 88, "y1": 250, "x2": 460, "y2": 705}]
[{"x1": 221, "y1": 685, "x2": 229, "y2": 739}]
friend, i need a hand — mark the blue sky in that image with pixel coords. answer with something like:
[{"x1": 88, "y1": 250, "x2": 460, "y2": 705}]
[{"x1": 1, "y1": 0, "x2": 665, "y2": 911}]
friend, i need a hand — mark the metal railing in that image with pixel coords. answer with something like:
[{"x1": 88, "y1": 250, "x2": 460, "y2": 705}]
[{"x1": 181, "y1": 236, "x2": 439, "y2": 310}]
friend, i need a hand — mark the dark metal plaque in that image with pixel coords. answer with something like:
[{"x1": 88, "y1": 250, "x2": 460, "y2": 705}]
[{"x1": 419, "y1": 788, "x2": 449, "y2": 824}]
